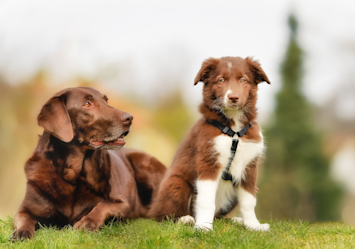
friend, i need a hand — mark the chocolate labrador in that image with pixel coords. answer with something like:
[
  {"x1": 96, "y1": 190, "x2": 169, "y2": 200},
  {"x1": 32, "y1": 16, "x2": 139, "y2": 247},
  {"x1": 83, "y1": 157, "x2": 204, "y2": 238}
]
[{"x1": 11, "y1": 87, "x2": 167, "y2": 241}]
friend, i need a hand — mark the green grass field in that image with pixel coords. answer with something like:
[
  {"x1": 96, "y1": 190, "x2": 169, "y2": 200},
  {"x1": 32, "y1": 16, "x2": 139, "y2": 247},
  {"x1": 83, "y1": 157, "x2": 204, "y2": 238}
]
[{"x1": 1, "y1": 217, "x2": 354, "y2": 248}]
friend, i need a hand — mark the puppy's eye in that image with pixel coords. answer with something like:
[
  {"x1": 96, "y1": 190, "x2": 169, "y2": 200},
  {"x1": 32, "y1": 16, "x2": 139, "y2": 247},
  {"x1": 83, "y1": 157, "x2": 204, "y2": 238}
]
[
  {"x1": 218, "y1": 78, "x2": 225, "y2": 83},
  {"x1": 83, "y1": 102, "x2": 91, "y2": 107},
  {"x1": 240, "y1": 78, "x2": 247, "y2": 83}
]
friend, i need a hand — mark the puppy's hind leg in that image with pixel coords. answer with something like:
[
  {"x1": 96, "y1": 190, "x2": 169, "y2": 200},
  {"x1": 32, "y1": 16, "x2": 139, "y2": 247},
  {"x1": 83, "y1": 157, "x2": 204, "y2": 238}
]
[
  {"x1": 224, "y1": 205, "x2": 244, "y2": 224},
  {"x1": 148, "y1": 176, "x2": 192, "y2": 221},
  {"x1": 178, "y1": 194, "x2": 195, "y2": 225},
  {"x1": 178, "y1": 215, "x2": 195, "y2": 225}
]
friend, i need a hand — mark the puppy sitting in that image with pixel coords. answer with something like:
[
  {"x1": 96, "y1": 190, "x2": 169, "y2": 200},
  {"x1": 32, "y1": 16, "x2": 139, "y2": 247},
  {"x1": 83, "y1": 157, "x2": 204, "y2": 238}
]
[
  {"x1": 11, "y1": 87, "x2": 166, "y2": 240},
  {"x1": 149, "y1": 57, "x2": 270, "y2": 231}
]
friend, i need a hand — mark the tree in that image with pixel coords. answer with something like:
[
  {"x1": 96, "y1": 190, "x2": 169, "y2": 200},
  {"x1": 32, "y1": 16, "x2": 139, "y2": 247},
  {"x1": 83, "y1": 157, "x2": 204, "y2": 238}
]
[{"x1": 257, "y1": 14, "x2": 343, "y2": 221}]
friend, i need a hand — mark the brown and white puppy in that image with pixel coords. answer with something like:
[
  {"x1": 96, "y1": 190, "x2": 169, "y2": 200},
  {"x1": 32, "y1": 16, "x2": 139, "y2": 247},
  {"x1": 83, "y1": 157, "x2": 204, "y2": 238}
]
[
  {"x1": 148, "y1": 56, "x2": 270, "y2": 231},
  {"x1": 11, "y1": 87, "x2": 167, "y2": 241}
]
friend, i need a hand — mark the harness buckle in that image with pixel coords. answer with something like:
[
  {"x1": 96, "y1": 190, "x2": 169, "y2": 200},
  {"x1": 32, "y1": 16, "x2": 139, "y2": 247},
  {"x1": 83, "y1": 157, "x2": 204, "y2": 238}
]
[{"x1": 222, "y1": 127, "x2": 229, "y2": 134}]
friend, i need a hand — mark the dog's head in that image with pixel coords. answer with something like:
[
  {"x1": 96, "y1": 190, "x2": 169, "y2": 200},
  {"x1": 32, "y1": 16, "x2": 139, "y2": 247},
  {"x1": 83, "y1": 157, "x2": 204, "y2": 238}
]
[
  {"x1": 194, "y1": 56, "x2": 270, "y2": 118},
  {"x1": 37, "y1": 87, "x2": 132, "y2": 150}
]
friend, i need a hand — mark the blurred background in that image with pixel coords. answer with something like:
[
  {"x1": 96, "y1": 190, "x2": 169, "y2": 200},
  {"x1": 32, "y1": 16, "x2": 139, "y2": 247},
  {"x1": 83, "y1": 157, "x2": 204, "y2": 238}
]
[{"x1": 0, "y1": 0, "x2": 354, "y2": 224}]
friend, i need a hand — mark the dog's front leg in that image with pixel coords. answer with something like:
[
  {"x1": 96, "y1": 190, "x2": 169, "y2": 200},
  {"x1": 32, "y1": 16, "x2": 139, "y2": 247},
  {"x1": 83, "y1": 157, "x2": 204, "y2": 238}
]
[
  {"x1": 73, "y1": 199, "x2": 130, "y2": 231},
  {"x1": 235, "y1": 186, "x2": 269, "y2": 231},
  {"x1": 232, "y1": 159, "x2": 269, "y2": 231},
  {"x1": 194, "y1": 179, "x2": 219, "y2": 231},
  {"x1": 11, "y1": 212, "x2": 37, "y2": 241}
]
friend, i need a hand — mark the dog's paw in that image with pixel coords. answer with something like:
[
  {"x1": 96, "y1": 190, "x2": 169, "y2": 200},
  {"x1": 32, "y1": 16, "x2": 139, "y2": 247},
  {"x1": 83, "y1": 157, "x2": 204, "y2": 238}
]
[
  {"x1": 178, "y1": 215, "x2": 195, "y2": 225},
  {"x1": 9, "y1": 229, "x2": 34, "y2": 242},
  {"x1": 194, "y1": 222, "x2": 213, "y2": 231},
  {"x1": 244, "y1": 222, "x2": 270, "y2": 232},
  {"x1": 73, "y1": 216, "x2": 102, "y2": 232},
  {"x1": 231, "y1": 217, "x2": 244, "y2": 225},
  {"x1": 231, "y1": 217, "x2": 269, "y2": 231}
]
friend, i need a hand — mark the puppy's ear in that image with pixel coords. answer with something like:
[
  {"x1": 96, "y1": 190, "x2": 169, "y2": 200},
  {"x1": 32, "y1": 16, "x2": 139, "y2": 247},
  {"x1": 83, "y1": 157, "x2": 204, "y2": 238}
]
[
  {"x1": 194, "y1": 58, "x2": 220, "y2": 85},
  {"x1": 246, "y1": 57, "x2": 270, "y2": 84},
  {"x1": 37, "y1": 92, "x2": 74, "y2": 143}
]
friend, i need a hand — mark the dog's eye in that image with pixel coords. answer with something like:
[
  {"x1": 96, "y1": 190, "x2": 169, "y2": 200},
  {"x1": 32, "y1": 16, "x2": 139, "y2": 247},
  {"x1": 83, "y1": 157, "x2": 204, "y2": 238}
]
[
  {"x1": 240, "y1": 78, "x2": 247, "y2": 83},
  {"x1": 83, "y1": 102, "x2": 91, "y2": 107},
  {"x1": 218, "y1": 78, "x2": 225, "y2": 83}
]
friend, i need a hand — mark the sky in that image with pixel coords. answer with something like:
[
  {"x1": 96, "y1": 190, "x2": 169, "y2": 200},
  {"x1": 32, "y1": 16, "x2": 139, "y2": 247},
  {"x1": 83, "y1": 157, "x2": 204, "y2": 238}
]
[{"x1": 0, "y1": 0, "x2": 354, "y2": 121}]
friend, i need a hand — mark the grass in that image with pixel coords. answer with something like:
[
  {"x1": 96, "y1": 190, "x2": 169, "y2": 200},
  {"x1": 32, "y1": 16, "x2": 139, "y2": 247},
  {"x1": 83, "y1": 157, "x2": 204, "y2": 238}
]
[{"x1": 1, "y1": 217, "x2": 354, "y2": 248}]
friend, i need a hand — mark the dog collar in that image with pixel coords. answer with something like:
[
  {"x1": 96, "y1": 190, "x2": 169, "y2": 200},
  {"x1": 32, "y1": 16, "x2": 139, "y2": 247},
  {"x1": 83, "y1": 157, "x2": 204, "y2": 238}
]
[{"x1": 206, "y1": 119, "x2": 252, "y2": 184}]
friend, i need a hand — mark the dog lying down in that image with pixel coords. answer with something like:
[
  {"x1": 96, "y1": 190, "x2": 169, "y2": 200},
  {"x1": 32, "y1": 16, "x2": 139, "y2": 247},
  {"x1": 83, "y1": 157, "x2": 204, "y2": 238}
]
[
  {"x1": 149, "y1": 56, "x2": 270, "y2": 231},
  {"x1": 11, "y1": 87, "x2": 167, "y2": 241}
]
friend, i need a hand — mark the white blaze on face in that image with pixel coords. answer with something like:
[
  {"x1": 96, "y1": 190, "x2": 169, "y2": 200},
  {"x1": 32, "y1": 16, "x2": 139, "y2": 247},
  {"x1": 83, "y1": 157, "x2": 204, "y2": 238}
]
[
  {"x1": 224, "y1": 89, "x2": 232, "y2": 106},
  {"x1": 227, "y1": 61, "x2": 232, "y2": 72}
]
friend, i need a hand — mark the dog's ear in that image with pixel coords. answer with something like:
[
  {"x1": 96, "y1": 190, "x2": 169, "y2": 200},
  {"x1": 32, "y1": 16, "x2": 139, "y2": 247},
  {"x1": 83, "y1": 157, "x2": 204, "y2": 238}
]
[
  {"x1": 37, "y1": 92, "x2": 74, "y2": 143},
  {"x1": 194, "y1": 58, "x2": 220, "y2": 85},
  {"x1": 246, "y1": 57, "x2": 270, "y2": 84}
]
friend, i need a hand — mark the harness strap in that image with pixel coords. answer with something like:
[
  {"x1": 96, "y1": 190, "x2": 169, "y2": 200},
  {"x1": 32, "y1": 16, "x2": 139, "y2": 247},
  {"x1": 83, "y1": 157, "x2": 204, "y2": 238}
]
[
  {"x1": 207, "y1": 119, "x2": 236, "y2": 137},
  {"x1": 206, "y1": 119, "x2": 252, "y2": 184}
]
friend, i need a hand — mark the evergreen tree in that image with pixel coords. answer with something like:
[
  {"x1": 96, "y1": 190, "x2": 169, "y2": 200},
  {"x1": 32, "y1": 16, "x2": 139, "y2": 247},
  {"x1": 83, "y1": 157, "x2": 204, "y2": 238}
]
[{"x1": 257, "y1": 14, "x2": 342, "y2": 221}]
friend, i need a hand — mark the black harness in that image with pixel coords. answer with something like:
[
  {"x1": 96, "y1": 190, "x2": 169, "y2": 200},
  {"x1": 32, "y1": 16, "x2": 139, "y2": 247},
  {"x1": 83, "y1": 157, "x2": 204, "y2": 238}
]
[{"x1": 207, "y1": 119, "x2": 252, "y2": 184}]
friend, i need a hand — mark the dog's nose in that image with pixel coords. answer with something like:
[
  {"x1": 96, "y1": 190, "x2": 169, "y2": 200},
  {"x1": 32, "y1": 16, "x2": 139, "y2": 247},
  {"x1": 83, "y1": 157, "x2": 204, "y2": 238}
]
[
  {"x1": 228, "y1": 94, "x2": 239, "y2": 103},
  {"x1": 121, "y1": 113, "x2": 133, "y2": 126}
]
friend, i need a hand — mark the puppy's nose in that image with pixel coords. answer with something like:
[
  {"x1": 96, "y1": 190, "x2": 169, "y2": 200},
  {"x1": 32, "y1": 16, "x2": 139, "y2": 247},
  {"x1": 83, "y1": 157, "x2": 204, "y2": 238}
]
[
  {"x1": 228, "y1": 94, "x2": 239, "y2": 103},
  {"x1": 121, "y1": 113, "x2": 133, "y2": 126}
]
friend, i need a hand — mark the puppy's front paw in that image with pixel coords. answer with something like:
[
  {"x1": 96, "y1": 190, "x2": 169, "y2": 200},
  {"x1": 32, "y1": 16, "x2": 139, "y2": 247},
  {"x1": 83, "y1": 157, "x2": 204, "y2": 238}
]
[
  {"x1": 73, "y1": 216, "x2": 102, "y2": 232},
  {"x1": 244, "y1": 222, "x2": 270, "y2": 231},
  {"x1": 178, "y1": 215, "x2": 195, "y2": 225},
  {"x1": 194, "y1": 222, "x2": 213, "y2": 231}
]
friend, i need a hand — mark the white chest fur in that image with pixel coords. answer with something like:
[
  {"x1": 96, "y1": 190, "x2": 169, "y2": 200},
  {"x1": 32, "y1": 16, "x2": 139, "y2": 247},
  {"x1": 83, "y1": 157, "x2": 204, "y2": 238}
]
[{"x1": 213, "y1": 126, "x2": 264, "y2": 213}]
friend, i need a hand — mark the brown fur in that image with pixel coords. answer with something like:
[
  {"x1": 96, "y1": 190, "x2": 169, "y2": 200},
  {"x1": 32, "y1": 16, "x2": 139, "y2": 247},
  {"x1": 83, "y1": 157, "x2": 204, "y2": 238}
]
[
  {"x1": 149, "y1": 56, "x2": 269, "y2": 220},
  {"x1": 11, "y1": 87, "x2": 167, "y2": 241}
]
